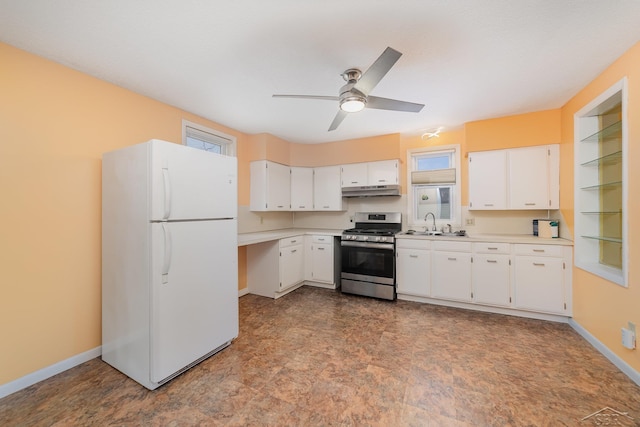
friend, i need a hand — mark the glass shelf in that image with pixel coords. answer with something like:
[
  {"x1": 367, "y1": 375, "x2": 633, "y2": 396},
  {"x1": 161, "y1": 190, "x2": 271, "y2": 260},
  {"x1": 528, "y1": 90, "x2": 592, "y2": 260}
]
[
  {"x1": 580, "y1": 211, "x2": 622, "y2": 215},
  {"x1": 581, "y1": 235, "x2": 623, "y2": 244},
  {"x1": 580, "y1": 150, "x2": 622, "y2": 167},
  {"x1": 580, "y1": 120, "x2": 622, "y2": 143},
  {"x1": 580, "y1": 181, "x2": 622, "y2": 191}
]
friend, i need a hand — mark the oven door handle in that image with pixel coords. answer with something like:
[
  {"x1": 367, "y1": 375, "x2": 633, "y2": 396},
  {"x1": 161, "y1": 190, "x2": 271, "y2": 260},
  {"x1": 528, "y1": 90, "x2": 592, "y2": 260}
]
[{"x1": 341, "y1": 241, "x2": 394, "y2": 251}]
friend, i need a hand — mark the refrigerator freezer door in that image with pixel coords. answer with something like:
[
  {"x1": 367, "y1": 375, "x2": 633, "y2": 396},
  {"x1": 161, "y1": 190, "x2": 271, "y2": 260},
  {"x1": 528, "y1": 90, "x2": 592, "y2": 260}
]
[
  {"x1": 150, "y1": 219, "x2": 239, "y2": 383},
  {"x1": 149, "y1": 140, "x2": 237, "y2": 221}
]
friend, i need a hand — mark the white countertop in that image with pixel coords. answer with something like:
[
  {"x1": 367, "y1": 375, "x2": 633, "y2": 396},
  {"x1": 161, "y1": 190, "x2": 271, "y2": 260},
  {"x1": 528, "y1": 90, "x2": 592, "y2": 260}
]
[
  {"x1": 396, "y1": 232, "x2": 573, "y2": 246},
  {"x1": 237, "y1": 228, "x2": 343, "y2": 246}
]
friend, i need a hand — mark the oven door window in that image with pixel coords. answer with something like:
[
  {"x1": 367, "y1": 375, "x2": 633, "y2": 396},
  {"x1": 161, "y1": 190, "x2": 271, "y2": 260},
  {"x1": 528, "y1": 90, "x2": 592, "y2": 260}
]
[{"x1": 341, "y1": 244, "x2": 394, "y2": 279}]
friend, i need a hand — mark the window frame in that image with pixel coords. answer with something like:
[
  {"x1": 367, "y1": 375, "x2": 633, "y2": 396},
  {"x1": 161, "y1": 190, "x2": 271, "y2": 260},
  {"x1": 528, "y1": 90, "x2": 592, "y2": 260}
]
[
  {"x1": 407, "y1": 144, "x2": 462, "y2": 229},
  {"x1": 182, "y1": 119, "x2": 237, "y2": 157}
]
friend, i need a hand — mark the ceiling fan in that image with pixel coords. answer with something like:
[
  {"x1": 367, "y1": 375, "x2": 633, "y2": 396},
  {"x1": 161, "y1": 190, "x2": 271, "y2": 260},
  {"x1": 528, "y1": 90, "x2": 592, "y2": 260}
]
[{"x1": 273, "y1": 47, "x2": 425, "y2": 131}]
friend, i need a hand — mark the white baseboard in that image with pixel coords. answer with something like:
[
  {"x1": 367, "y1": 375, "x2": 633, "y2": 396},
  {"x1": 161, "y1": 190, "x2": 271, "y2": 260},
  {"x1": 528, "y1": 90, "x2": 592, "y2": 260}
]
[
  {"x1": 0, "y1": 346, "x2": 102, "y2": 400},
  {"x1": 238, "y1": 287, "x2": 250, "y2": 297},
  {"x1": 569, "y1": 319, "x2": 640, "y2": 387}
]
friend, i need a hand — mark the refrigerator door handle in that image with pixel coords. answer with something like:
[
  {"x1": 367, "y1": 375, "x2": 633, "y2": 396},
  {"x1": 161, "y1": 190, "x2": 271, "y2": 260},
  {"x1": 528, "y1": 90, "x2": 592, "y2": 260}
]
[
  {"x1": 161, "y1": 223, "x2": 172, "y2": 284},
  {"x1": 162, "y1": 167, "x2": 171, "y2": 220}
]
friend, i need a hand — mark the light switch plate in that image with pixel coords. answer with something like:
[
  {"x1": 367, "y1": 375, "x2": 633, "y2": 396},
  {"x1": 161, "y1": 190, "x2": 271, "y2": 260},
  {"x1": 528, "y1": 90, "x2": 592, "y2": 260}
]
[{"x1": 622, "y1": 327, "x2": 636, "y2": 349}]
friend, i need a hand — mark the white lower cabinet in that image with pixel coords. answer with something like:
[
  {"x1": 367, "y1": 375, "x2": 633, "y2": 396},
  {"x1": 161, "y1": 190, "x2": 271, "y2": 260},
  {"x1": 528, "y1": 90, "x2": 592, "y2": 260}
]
[
  {"x1": 472, "y1": 242, "x2": 511, "y2": 307},
  {"x1": 395, "y1": 237, "x2": 572, "y2": 319},
  {"x1": 305, "y1": 235, "x2": 336, "y2": 285},
  {"x1": 279, "y1": 237, "x2": 304, "y2": 291},
  {"x1": 247, "y1": 235, "x2": 305, "y2": 299},
  {"x1": 513, "y1": 244, "x2": 569, "y2": 315},
  {"x1": 431, "y1": 249, "x2": 472, "y2": 302},
  {"x1": 396, "y1": 240, "x2": 431, "y2": 297}
]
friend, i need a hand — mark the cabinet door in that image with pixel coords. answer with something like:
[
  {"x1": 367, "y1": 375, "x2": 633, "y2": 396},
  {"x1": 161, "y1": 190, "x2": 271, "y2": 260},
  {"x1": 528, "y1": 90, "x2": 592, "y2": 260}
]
[
  {"x1": 368, "y1": 160, "x2": 398, "y2": 185},
  {"x1": 291, "y1": 167, "x2": 313, "y2": 211},
  {"x1": 396, "y1": 248, "x2": 430, "y2": 297},
  {"x1": 508, "y1": 146, "x2": 549, "y2": 209},
  {"x1": 341, "y1": 163, "x2": 368, "y2": 187},
  {"x1": 513, "y1": 256, "x2": 565, "y2": 313},
  {"x1": 249, "y1": 160, "x2": 290, "y2": 211},
  {"x1": 314, "y1": 166, "x2": 343, "y2": 211},
  {"x1": 472, "y1": 254, "x2": 511, "y2": 307},
  {"x1": 267, "y1": 161, "x2": 291, "y2": 211},
  {"x1": 468, "y1": 150, "x2": 507, "y2": 210},
  {"x1": 431, "y1": 251, "x2": 472, "y2": 302},
  {"x1": 311, "y1": 243, "x2": 334, "y2": 283},
  {"x1": 280, "y1": 244, "x2": 304, "y2": 291}
]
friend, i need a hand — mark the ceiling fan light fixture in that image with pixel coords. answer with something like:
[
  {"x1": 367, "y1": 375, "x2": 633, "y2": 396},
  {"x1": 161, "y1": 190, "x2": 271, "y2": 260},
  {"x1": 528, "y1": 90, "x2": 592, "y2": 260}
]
[{"x1": 340, "y1": 96, "x2": 366, "y2": 113}]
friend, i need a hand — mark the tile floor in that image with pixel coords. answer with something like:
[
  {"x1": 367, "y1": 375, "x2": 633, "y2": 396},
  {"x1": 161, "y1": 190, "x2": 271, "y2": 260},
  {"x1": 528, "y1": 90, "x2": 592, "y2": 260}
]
[{"x1": 1, "y1": 286, "x2": 639, "y2": 426}]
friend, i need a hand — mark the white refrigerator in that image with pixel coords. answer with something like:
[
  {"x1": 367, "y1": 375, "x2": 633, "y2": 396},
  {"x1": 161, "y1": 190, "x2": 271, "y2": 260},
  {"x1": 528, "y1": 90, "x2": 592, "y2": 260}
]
[{"x1": 101, "y1": 139, "x2": 239, "y2": 390}]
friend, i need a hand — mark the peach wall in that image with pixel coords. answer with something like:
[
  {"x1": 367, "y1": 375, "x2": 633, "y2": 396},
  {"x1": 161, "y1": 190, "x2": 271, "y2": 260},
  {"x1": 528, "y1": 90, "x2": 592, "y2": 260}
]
[
  {"x1": 465, "y1": 109, "x2": 562, "y2": 152},
  {"x1": 0, "y1": 42, "x2": 248, "y2": 385},
  {"x1": 289, "y1": 133, "x2": 401, "y2": 167},
  {"x1": 560, "y1": 41, "x2": 640, "y2": 372}
]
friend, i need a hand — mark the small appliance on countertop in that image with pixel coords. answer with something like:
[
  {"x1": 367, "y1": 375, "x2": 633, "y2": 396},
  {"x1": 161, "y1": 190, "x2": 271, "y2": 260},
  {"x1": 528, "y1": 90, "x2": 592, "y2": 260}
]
[{"x1": 533, "y1": 219, "x2": 559, "y2": 238}]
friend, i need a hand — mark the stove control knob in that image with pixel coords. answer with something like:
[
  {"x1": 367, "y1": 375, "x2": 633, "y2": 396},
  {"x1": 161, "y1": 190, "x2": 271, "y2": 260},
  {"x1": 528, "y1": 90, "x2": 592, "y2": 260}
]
[
  {"x1": 374, "y1": 236, "x2": 381, "y2": 242},
  {"x1": 362, "y1": 236, "x2": 368, "y2": 241}
]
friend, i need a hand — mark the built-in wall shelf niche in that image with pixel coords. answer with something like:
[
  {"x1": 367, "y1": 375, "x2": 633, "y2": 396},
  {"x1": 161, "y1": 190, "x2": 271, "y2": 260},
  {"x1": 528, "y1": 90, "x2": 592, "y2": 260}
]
[{"x1": 574, "y1": 78, "x2": 627, "y2": 286}]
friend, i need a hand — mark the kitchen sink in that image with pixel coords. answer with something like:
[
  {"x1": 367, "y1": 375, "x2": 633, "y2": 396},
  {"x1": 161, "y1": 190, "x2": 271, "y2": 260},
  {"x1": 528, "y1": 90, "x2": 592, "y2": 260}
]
[{"x1": 403, "y1": 230, "x2": 467, "y2": 237}]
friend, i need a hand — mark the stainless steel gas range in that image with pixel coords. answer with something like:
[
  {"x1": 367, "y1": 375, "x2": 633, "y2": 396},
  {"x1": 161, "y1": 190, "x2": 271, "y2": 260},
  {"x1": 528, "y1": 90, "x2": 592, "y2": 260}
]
[{"x1": 340, "y1": 212, "x2": 401, "y2": 300}]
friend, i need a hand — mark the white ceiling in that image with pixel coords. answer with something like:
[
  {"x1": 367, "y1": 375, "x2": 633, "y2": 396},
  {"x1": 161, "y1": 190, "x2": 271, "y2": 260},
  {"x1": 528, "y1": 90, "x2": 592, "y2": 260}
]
[{"x1": 2, "y1": 1, "x2": 640, "y2": 144}]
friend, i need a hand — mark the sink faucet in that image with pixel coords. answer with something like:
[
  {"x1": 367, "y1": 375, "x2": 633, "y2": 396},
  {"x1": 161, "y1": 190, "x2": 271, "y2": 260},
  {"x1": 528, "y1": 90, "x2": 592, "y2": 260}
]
[{"x1": 424, "y1": 212, "x2": 436, "y2": 232}]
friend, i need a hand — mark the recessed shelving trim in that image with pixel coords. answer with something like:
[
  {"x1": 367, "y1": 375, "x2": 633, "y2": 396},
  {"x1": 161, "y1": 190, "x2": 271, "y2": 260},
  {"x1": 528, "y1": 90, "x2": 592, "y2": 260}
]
[{"x1": 574, "y1": 78, "x2": 627, "y2": 287}]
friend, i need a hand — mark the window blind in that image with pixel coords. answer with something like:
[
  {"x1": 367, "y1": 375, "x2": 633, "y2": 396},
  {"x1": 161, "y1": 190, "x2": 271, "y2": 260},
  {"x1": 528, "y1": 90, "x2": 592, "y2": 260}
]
[{"x1": 411, "y1": 168, "x2": 456, "y2": 184}]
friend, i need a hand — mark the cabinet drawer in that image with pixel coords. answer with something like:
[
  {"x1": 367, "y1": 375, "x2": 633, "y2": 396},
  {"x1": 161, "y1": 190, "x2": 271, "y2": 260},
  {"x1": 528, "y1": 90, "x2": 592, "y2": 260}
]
[
  {"x1": 514, "y1": 244, "x2": 563, "y2": 257},
  {"x1": 280, "y1": 235, "x2": 304, "y2": 248},
  {"x1": 432, "y1": 240, "x2": 472, "y2": 252},
  {"x1": 473, "y1": 242, "x2": 510, "y2": 254},
  {"x1": 312, "y1": 235, "x2": 333, "y2": 244},
  {"x1": 396, "y1": 238, "x2": 431, "y2": 250}
]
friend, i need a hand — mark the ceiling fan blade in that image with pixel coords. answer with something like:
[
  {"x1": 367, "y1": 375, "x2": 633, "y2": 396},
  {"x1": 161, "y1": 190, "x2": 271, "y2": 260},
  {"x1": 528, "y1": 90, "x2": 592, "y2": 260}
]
[
  {"x1": 353, "y1": 47, "x2": 402, "y2": 96},
  {"x1": 273, "y1": 94, "x2": 339, "y2": 101},
  {"x1": 366, "y1": 96, "x2": 424, "y2": 113},
  {"x1": 328, "y1": 110, "x2": 348, "y2": 131}
]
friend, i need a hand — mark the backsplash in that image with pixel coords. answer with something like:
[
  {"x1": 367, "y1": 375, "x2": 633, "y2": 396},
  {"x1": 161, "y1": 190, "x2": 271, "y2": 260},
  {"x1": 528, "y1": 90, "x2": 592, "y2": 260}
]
[{"x1": 238, "y1": 197, "x2": 572, "y2": 241}]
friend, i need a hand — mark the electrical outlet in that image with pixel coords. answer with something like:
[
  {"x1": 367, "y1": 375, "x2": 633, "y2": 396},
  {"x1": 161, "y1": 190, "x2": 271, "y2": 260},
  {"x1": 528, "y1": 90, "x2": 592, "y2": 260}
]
[
  {"x1": 260, "y1": 216, "x2": 263, "y2": 224},
  {"x1": 622, "y1": 321, "x2": 636, "y2": 350},
  {"x1": 466, "y1": 218, "x2": 475, "y2": 226}
]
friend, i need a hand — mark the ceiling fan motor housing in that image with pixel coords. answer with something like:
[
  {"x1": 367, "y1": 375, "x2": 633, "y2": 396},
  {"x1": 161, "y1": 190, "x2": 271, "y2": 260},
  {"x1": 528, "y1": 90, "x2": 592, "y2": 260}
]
[{"x1": 339, "y1": 68, "x2": 366, "y2": 112}]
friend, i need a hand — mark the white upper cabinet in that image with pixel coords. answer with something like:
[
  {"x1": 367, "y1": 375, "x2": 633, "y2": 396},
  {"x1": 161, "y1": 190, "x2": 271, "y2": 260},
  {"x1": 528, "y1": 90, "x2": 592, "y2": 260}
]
[
  {"x1": 509, "y1": 145, "x2": 559, "y2": 209},
  {"x1": 290, "y1": 167, "x2": 313, "y2": 211},
  {"x1": 341, "y1": 160, "x2": 399, "y2": 188},
  {"x1": 368, "y1": 160, "x2": 399, "y2": 185},
  {"x1": 250, "y1": 160, "x2": 290, "y2": 211},
  {"x1": 340, "y1": 163, "x2": 368, "y2": 187},
  {"x1": 468, "y1": 145, "x2": 559, "y2": 210},
  {"x1": 313, "y1": 166, "x2": 344, "y2": 211},
  {"x1": 468, "y1": 150, "x2": 508, "y2": 210}
]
